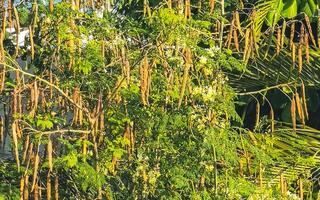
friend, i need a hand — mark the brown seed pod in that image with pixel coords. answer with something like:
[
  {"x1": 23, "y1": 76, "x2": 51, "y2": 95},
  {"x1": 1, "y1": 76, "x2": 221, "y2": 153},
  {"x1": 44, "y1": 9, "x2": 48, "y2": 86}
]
[
  {"x1": 178, "y1": 48, "x2": 192, "y2": 108},
  {"x1": 31, "y1": 153, "x2": 40, "y2": 191},
  {"x1": 299, "y1": 178, "x2": 303, "y2": 199},
  {"x1": 82, "y1": 135, "x2": 87, "y2": 155},
  {"x1": 29, "y1": 26, "x2": 35, "y2": 60},
  {"x1": 13, "y1": 7, "x2": 20, "y2": 57},
  {"x1": 234, "y1": 11, "x2": 243, "y2": 36},
  {"x1": 290, "y1": 22, "x2": 295, "y2": 50},
  {"x1": 298, "y1": 44, "x2": 303, "y2": 73},
  {"x1": 49, "y1": 0, "x2": 54, "y2": 12},
  {"x1": 54, "y1": 175, "x2": 59, "y2": 200},
  {"x1": 185, "y1": 0, "x2": 191, "y2": 18},
  {"x1": 244, "y1": 28, "x2": 251, "y2": 62},
  {"x1": 305, "y1": 14, "x2": 316, "y2": 47},
  {"x1": 210, "y1": 0, "x2": 215, "y2": 14},
  {"x1": 140, "y1": 56, "x2": 149, "y2": 106},
  {"x1": 20, "y1": 176, "x2": 24, "y2": 200},
  {"x1": 280, "y1": 173, "x2": 285, "y2": 194},
  {"x1": 281, "y1": 21, "x2": 286, "y2": 48},
  {"x1": 305, "y1": 33, "x2": 310, "y2": 64},
  {"x1": 24, "y1": 175, "x2": 29, "y2": 200},
  {"x1": 25, "y1": 143, "x2": 34, "y2": 168},
  {"x1": 292, "y1": 43, "x2": 296, "y2": 66},
  {"x1": 295, "y1": 92, "x2": 305, "y2": 125},
  {"x1": 276, "y1": 27, "x2": 281, "y2": 55},
  {"x1": 8, "y1": 0, "x2": 13, "y2": 28},
  {"x1": 291, "y1": 96, "x2": 296, "y2": 131},
  {"x1": 301, "y1": 81, "x2": 309, "y2": 120},
  {"x1": 34, "y1": 179, "x2": 39, "y2": 200},
  {"x1": 227, "y1": 17, "x2": 235, "y2": 49},
  {"x1": 12, "y1": 121, "x2": 20, "y2": 171},
  {"x1": 47, "y1": 172, "x2": 51, "y2": 200},
  {"x1": 255, "y1": 101, "x2": 260, "y2": 128},
  {"x1": 22, "y1": 134, "x2": 30, "y2": 164},
  {"x1": 48, "y1": 136, "x2": 53, "y2": 172},
  {"x1": 167, "y1": 0, "x2": 172, "y2": 9}
]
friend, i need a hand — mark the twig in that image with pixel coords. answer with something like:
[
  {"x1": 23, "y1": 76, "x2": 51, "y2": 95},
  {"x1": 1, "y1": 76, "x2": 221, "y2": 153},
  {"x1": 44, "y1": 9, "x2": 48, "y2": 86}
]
[{"x1": 237, "y1": 82, "x2": 295, "y2": 96}]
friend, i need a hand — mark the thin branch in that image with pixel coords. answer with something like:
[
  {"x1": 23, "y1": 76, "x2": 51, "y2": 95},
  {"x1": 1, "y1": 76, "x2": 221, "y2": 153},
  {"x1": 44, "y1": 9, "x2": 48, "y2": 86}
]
[{"x1": 237, "y1": 82, "x2": 295, "y2": 96}]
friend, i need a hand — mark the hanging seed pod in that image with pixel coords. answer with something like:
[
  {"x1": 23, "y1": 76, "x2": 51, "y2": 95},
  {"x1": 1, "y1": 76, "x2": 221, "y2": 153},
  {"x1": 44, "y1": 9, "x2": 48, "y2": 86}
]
[
  {"x1": 167, "y1": 0, "x2": 172, "y2": 9},
  {"x1": 72, "y1": 88, "x2": 79, "y2": 124},
  {"x1": 185, "y1": 0, "x2": 191, "y2": 18},
  {"x1": 305, "y1": 14, "x2": 316, "y2": 47},
  {"x1": 12, "y1": 121, "x2": 20, "y2": 171},
  {"x1": 300, "y1": 24, "x2": 305, "y2": 44},
  {"x1": 130, "y1": 124, "x2": 135, "y2": 154},
  {"x1": 276, "y1": 27, "x2": 281, "y2": 55},
  {"x1": 24, "y1": 175, "x2": 29, "y2": 200},
  {"x1": 298, "y1": 44, "x2": 303, "y2": 73},
  {"x1": 22, "y1": 134, "x2": 30, "y2": 164},
  {"x1": 13, "y1": 7, "x2": 20, "y2": 57},
  {"x1": 243, "y1": 28, "x2": 251, "y2": 62},
  {"x1": 290, "y1": 22, "x2": 295, "y2": 50},
  {"x1": 291, "y1": 96, "x2": 296, "y2": 131},
  {"x1": 281, "y1": 21, "x2": 286, "y2": 48},
  {"x1": 20, "y1": 176, "x2": 24, "y2": 200},
  {"x1": 140, "y1": 56, "x2": 149, "y2": 106},
  {"x1": 123, "y1": 123, "x2": 131, "y2": 155},
  {"x1": 292, "y1": 43, "x2": 296, "y2": 66},
  {"x1": 301, "y1": 81, "x2": 309, "y2": 120},
  {"x1": 48, "y1": 136, "x2": 53, "y2": 172},
  {"x1": 54, "y1": 175, "x2": 59, "y2": 200},
  {"x1": 8, "y1": 0, "x2": 13, "y2": 28},
  {"x1": 30, "y1": 81, "x2": 39, "y2": 117},
  {"x1": 34, "y1": 179, "x2": 39, "y2": 200},
  {"x1": 210, "y1": 0, "x2": 215, "y2": 14},
  {"x1": 280, "y1": 173, "x2": 285, "y2": 195},
  {"x1": 29, "y1": 26, "x2": 35, "y2": 60},
  {"x1": 305, "y1": 33, "x2": 310, "y2": 64},
  {"x1": 255, "y1": 101, "x2": 260, "y2": 128},
  {"x1": 178, "y1": 48, "x2": 192, "y2": 109},
  {"x1": 234, "y1": 11, "x2": 243, "y2": 36},
  {"x1": 199, "y1": 175, "x2": 205, "y2": 188},
  {"x1": 82, "y1": 136, "x2": 87, "y2": 155},
  {"x1": 25, "y1": 143, "x2": 34, "y2": 168},
  {"x1": 299, "y1": 177, "x2": 303, "y2": 199},
  {"x1": 31, "y1": 153, "x2": 40, "y2": 191},
  {"x1": 49, "y1": 0, "x2": 54, "y2": 12},
  {"x1": 259, "y1": 162, "x2": 263, "y2": 189},
  {"x1": 47, "y1": 172, "x2": 51, "y2": 200},
  {"x1": 295, "y1": 92, "x2": 305, "y2": 125},
  {"x1": 143, "y1": 0, "x2": 147, "y2": 16},
  {"x1": 227, "y1": 17, "x2": 235, "y2": 49}
]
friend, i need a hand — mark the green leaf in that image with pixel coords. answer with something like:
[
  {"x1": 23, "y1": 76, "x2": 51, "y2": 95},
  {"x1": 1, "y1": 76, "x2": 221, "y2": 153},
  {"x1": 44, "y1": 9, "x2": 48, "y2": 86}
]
[
  {"x1": 299, "y1": 0, "x2": 315, "y2": 17},
  {"x1": 281, "y1": 0, "x2": 298, "y2": 18},
  {"x1": 266, "y1": 0, "x2": 284, "y2": 26},
  {"x1": 36, "y1": 119, "x2": 53, "y2": 130}
]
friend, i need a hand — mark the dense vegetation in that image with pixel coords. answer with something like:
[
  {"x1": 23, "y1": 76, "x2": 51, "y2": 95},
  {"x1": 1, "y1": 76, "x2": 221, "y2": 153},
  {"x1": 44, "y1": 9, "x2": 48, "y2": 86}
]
[{"x1": 1, "y1": 0, "x2": 320, "y2": 199}]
